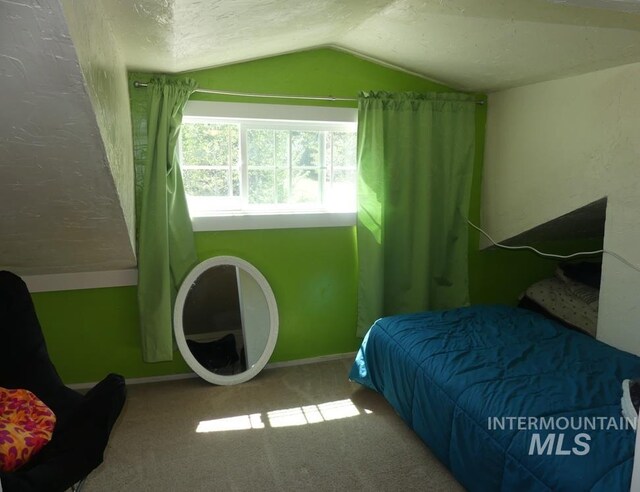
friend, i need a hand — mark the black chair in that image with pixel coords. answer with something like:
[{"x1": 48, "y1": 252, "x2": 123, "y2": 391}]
[{"x1": 0, "y1": 271, "x2": 126, "y2": 492}]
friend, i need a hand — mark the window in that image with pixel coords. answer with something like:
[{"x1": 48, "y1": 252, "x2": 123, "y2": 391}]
[{"x1": 180, "y1": 101, "x2": 357, "y2": 230}]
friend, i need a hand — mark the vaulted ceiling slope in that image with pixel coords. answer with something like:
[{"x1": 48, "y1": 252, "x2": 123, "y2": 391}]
[
  {"x1": 99, "y1": 0, "x2": 640, "y2": 92},
  {"x1": 0, "y1": 0, "x2": 135, "y2": 276},
  {"x1": 2, "y1": 0, "x2": 640, "y2": 277}
]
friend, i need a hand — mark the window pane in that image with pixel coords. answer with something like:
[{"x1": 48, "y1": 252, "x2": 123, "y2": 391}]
[
  {"x1": 183, "y1": 169, "x2": 230, "y2": 196},
  {"x1": 331, "y1": 132, "x2": 356, "y2": 168},
  {"x1": 275, "y1": 131, "x2": 289, "y2": 168},
  {"x1": 291, "y1": 131, "x2": 321, "y2": 168},
  {"x1": 231, "y1": 169, "x2": 240, "y2": 197},
  {"x1": 248, "y1": 170, "x2": 275, "y2": 204},
  {"x1": 181, "y1": 115, "x2": 357, "y2": 214},
  {"x1": 247, "y1": 129, "x2": 275, "y2": 167},
  {"x1": 275, "y1": 169, "x2": 289, "y2": 204},
  {"x1": 291, "y1": 170, "x2": 320, "y2": 204},
  {"x1": 327, "y1": 169, "x2": 356, "y2": 208},
  {"x1": 182, "y1": 123, "x2": 238, "y2": 166}
]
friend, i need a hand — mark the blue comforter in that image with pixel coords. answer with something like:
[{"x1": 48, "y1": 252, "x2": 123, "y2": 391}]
[{"x1": 349, "y1": 305, "x2": 640, "y2": 491}]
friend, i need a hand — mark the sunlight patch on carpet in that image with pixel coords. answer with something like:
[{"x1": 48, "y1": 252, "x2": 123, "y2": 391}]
[
  {"x1": 196, "y1": 413, "x2": 265, "y2": 432},
  {"x1": 196, "y1": 399, "x2": 371, "y2": 433}
]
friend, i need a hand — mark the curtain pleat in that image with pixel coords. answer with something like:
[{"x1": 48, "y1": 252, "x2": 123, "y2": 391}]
[
  {"x1": 137, "y1": 76, "x2": 198, "y2": 362},
  {"x1": 356, "y1": 91, "x2": 476, "y2": 336}
]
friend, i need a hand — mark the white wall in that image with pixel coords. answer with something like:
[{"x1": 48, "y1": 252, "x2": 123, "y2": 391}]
[
  {"x1": 483, "y1": 62, "x2": 640, "y2": 355},
  {"x1": 61, "y1": 0, "x2": 137, "y2": 253}
]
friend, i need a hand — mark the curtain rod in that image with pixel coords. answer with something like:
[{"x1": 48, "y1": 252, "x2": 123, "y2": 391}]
[
  {"x1": 133, "y1": 81, "x2": 485, "y2": 105},
  {"x1": 132, "y1": 80, "x2": 356, "y2": 102}
]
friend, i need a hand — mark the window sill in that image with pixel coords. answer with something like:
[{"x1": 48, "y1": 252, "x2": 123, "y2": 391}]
[{"x1": 191, "y1": 211, "x2": 356, "y2": 232}]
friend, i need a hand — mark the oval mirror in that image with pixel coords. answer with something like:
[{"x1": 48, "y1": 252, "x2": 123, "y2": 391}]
[{"x1": 174, "y1": 256, "x2": 279, "y2": 385}]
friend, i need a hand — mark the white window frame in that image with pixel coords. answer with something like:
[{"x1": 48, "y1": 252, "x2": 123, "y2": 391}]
[{"x1": 181, "y1": 101, "x2": 358, "y2": 231}]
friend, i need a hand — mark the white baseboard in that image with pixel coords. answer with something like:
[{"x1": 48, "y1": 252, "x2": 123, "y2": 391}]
[
  {"x1": 66, "y1": 372, "x2": 198, "y2": 391},
  {"x1": 65, "y1": 352, "x2": 356, "y2": 390},
  {"x1": 265, "y1": 351, "x2": 356, "y2": 370}
]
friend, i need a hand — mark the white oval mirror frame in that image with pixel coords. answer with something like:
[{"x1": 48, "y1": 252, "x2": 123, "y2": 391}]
[{"x1": 174, "y1": 256, "x2": 279, "y2": 385}]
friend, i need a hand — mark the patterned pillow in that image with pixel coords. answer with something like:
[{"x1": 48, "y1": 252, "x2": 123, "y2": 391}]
[
  {"x1": 524, "y1": 277, "x2": 599, "y2": 337},
  {"x1": 0, "y1": 387, "x2": 56, "y2": 472}
]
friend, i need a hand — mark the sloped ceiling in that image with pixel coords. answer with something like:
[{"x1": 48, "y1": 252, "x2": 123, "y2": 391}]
[
  {"x1": 0, "y1": 0, "x2": 135, "y2": 275},
  {"x1": 99, "y1": 0, "x2": 640, "y2": 92}
]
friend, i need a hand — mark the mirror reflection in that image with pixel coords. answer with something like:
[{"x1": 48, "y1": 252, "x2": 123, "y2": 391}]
[{"x1": 182, "y1": 264, "x2": 271, "y2": 376}]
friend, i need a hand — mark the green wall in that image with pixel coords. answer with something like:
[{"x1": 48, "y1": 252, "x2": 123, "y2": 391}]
[
  {"x1": 195, "y1": 228, "x2": 358, "y2": 362},
  {"x1": 32, "y1": 287, "x2": 191, "y2": 382},
  {"x1": 181, "y1": 48, "x2": 450, "y2": 105},
  {"x1": 31, "y1": 48, "x2": 599, "y2": 385}
]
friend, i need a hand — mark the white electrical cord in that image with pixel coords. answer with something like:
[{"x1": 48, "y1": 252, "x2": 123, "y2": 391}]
[{"x1": 467, "y1": 220, "x2": 640, "y2": 274}]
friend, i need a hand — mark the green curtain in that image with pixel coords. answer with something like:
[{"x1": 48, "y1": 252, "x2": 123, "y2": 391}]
[
  {"x1": 356, "y1": 91, "x2": 476, "y2": 336},
  {"x1": 137, "y1": 76, "x2": 198, "y2": 362}
]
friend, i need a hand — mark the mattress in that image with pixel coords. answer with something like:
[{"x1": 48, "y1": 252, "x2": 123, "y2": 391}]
[{"x1": 349, "y1": 305, "x2": 640, "y2": 491}]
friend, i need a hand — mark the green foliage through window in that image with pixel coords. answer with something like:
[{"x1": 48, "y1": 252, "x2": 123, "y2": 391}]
[{"x1": 180, "y1": 119, "x2": 356, "y2": 211}]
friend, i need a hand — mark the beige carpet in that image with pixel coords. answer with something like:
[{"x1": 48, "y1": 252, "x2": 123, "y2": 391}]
[{"x1": 84, "y1": 358, "x2": 463, "y2": 491}]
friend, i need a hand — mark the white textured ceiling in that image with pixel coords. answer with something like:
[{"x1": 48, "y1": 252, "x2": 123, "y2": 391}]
[{"x1": 99, "y1": 0, "x2": 640, "y2": 91}]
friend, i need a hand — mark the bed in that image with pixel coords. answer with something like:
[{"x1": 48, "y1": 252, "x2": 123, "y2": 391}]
[{"x1": 349, "y1": 305, "x2": 640, "y2": 491}]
